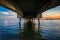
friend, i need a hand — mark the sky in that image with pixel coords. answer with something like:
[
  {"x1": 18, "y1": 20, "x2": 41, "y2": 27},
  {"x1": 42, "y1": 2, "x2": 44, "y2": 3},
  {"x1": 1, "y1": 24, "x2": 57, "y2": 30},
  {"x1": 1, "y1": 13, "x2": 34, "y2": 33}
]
[
  {"x1": 0, "y1": 6, "x2": 60, "y2": 20},
  {"x1": 42, "y1": 6, "x2": 60, "y2": 19},
  {"x1": 0, "y1": 6, "x2": 17, "y2": 19}
]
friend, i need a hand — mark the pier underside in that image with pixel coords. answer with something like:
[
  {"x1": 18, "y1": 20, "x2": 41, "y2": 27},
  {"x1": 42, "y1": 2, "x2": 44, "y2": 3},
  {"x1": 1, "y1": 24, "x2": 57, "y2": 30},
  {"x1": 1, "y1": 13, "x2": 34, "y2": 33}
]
[{"x1": 0, "y1": 0, "x2": 60, "y2": 40}]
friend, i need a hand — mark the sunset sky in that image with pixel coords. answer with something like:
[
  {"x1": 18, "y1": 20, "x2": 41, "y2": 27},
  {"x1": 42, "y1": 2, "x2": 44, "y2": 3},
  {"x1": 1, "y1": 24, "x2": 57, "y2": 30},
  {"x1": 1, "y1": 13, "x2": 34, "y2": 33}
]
[
  {"x1": 0, "y1": 6, "x2": 60, "y2": 19},
  {"x1": 42, "y1": 6, "x2": 60, "y2": 19}
]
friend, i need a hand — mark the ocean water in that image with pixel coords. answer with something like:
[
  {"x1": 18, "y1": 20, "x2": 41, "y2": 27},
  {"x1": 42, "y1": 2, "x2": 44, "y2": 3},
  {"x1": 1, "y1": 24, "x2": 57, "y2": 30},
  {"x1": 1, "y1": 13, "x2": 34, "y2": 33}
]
[
  {"x1": 40, "y1": 20, "x2": 60, "y2": 40},
  {"x1": 0, "y1": 19, "x2": 60, "y2": 40},
  {"x1": 0, "y1": 19, "x2": 20, "y2": 40}
]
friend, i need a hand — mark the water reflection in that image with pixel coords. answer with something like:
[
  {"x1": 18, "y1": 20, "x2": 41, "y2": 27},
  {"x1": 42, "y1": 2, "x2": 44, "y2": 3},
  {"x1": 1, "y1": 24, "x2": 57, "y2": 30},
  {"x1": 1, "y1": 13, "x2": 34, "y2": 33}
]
[
  {"x1": 0, "y1": 19, "x2": 60, "y2": 40},
  {"x1": 3, "y1": 19, "x2": 8, "y2": 26},
  {"x1": 20, "y1": 20, "x2": 40, "y2": 40},
  {"x1": 0, "y1": 19, "x2": 19, "y2": 40},
  {"x1": 40, "y1": 20, "x2": 60, "y2": 40}
]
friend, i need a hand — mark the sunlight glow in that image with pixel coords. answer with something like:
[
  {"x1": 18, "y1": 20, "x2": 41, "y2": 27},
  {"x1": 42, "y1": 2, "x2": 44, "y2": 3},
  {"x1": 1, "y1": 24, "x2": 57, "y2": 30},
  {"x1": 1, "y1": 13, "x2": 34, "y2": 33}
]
[{"x1": 42, "y1": 6, "x2": 60, "y2": 20}]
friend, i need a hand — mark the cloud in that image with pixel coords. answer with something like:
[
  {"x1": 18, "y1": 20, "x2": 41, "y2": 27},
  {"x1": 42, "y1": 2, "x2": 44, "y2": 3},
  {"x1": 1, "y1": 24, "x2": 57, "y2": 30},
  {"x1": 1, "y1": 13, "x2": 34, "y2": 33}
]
[
  {"x1": 8, "y1": 11, "x2": 17, "y2": 15},
  {"x1": 0, "y1": 11, "x2": 17, "y2": 19},
  {"x1": 1, "y1": 12, "x2": 9, "y2": 15},
  {"x1": 8, "y1": 11, "x2": 17, "y2": 17},
  {"x1": 43, "y1": 12, "x2": 60, "y2": 16}
]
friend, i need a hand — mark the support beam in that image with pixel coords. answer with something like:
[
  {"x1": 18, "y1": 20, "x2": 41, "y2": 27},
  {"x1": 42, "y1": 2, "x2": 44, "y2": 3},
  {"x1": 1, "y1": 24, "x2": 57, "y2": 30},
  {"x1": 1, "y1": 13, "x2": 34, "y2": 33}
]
[
  {"x1": 19, "y1": 18, "x2": 21, "y2": 33},
  {"x1": 38, "y1": 18, "x2": 40, "y2": 35}
]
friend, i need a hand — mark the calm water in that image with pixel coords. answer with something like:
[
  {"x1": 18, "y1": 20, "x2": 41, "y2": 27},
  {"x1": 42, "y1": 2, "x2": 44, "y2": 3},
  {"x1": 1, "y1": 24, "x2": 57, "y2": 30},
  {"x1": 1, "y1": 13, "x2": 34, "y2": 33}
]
[
  {"x1": 0, "y1": 19, "x2": 60, "y2": 40},
  {"x1": 0, "y1": 19, "x2": 19, "y2": 40},
  {"x1": 40, "y1": 20, "x2": 60, "y2": 40}
]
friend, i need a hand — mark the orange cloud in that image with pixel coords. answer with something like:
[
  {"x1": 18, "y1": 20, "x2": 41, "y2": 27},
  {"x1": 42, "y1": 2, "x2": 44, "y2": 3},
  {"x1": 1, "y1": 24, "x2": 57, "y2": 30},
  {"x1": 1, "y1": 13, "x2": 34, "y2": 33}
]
[{"x1": 42, "y1": 13, "x2": 60, "y2": 20}]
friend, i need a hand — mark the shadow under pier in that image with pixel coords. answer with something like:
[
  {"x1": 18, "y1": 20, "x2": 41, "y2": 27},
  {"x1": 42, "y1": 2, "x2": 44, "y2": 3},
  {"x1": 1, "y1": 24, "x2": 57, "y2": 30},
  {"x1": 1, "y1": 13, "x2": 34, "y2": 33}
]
[{"x1": 19, "y1": 19, "x2": 41, "y2": 40}]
